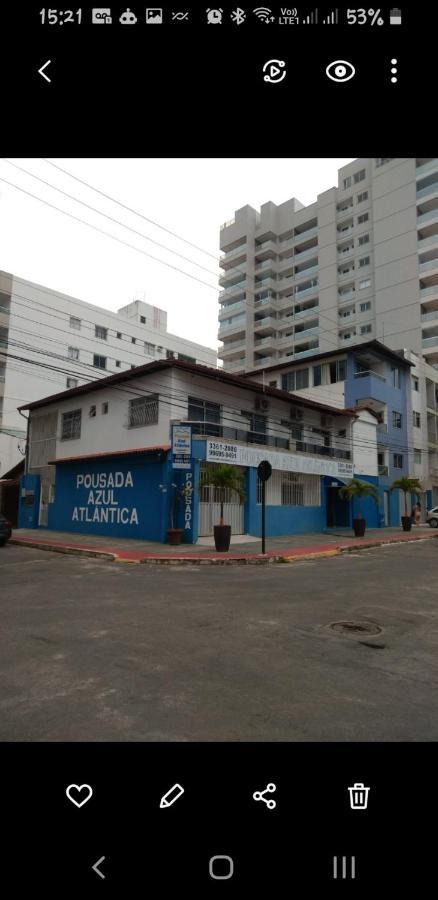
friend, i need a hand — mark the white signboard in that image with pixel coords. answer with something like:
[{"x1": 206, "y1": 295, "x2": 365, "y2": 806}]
[
  {"x1": 206, "y1": 440, "x2": 354, "y2": 479},
  {"x1": 172, "y1": 424, "x2": 192, "y2": 470}
]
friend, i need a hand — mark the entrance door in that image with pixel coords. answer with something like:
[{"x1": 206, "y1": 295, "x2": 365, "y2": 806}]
[
  {"x1": 383, "y1": 490, "x2": 389, "y2": 526},
  {"x1": 198, "y1": 462, "x2": 244, "y2": 536},
  {"x1": 326, "y1": 486, "x2": 349, "y2": 528},
  {"x1": 38, "y1": 479, "x2": 50, "y2": 526}
]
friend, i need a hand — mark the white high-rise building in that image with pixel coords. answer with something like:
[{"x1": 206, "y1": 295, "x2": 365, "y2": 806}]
[
  {"x1": 0, "y1": 271, "x2": 216, "y2": 475},
  {"x1": 218, "y1": 158, "x2": 438, "y2": 374}
]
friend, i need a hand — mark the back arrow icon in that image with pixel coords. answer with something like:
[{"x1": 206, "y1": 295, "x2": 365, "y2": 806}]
[
  {"x1": 38, "y1": 60, "x2": 52, "y2": 82},
  {"x1": 92, "y1": 856, "x2": 106, "y2": 879}
]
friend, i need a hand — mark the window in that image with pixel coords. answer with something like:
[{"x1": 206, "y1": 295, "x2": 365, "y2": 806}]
[
  {"x1": 375, "y1": 158, "x2": 394, "y2": 168},
  {"x1": 392, "y1": 411, "x2": 402, "y2": 429},
  {"x1": 359, "y1": 278, "x2": 371, "y2": 290},
  {"x1": 354, "y1": 169, "x2": 366, "y2": 183},
  {"x1": 93, "y1": 354, "x2": 107, "y2": 369},
  {"x1": 358, "y1": 234, "x2": 370, "y2": 246},
  {"x1": 330, "y1": 359, "x2": 347, "y2": 383},
  {"x1": 128, "y1": 394, "x2": 159, "y2": 427},
  {"x1": 357, "y1": 191, "x2": 368, "y2": 203},
  {"x1": 68, "y1": 346, "x2": 79, "y2": 360},
  {"x1": 187, "y1": 396, "x2": 221, "y2": 436},
  {"x1": 414, "y1": 449, "x2": 422, "y2": 464},
  {"x1": 145, "y1": 342, "x2": 155, "y2": 355},
  {"x1": 413, "y1": 411, "x2": 421, "y2": 428},
  {"x1": 412, "y1": 376, "x2": 419, "y2": 392},
  {"x1": 242, "y1": 411, "x2": 267, "y2": 444},
  {"x1": 360, "y1": 324, "x2": 372, "y2": 335},
  {"x1": 66, "y1": 377, "x2": 78, "y2": 389},
  {"x1": 393, "y1": 453, "x2": 403, "y2": 469},
  {"x1": 313, "y1": 364, "x2": 322, "y2": 386},
  {"x1": 359, "y1": 256, "x2": 370, "y2": 267},
  {"x1": 95, "y1": 325, "x2": 108, "y2": 340},
  {"x1": 131, "y1": 337, "x2": 136, "y2": 344},
  {"x1": 178, "y1": 353, "x2": 196, "y2": 363},
  {"x1": 166, "y1": 349, "x2": 176, "y2": 359},
  {"x1": 115, "y1": 360, "x2": 121, "y2": 367},
  {"x1": 341, "y1": 331, "x2": 352, "y2": 340},
  {"x1": 89, "y1": 405, "x2": 96, "y2": 418},
  {"x1": 116, "y1": 332, "x2": 122, "y2": 339},
  {"x1": 257, "y1": 470, "x2": 320, "y2": 507},
  {"x1": 359, "y1": 301, "x2": 371, "y2": 312},
  {"x1": 343, "y1": 176, "x2": 352, "y2": 189},
  {"x1": 102, "y1": 402, "x2": 109, "y2": 415},
  {"x1": 357, "y1": 213, "x2": 369, "y2": 224},
  {"x1": 338, "y1": 429, "x2": 347, "y2": 438},
  {"x1": 140, "y1": 316, "x2": 146, "y2": 324},
  {"x1": 61, "y1": 409, "x2": 81, "y2": 440},
  {"x1": 392, "y1": 366, "x2": 401, "y2": 388},
  {"x1": 339, "y1": 308, "x2": 354, "y2": 318},
  {"x1": 269, "y1": 380, "x2": 277, "y2": 388},
  {"x1": 69, "y1": 316, "x2": 81, "y2": 330},
  {"x1": 281, "y1": 368, "x2": 309, "y2": 391}
]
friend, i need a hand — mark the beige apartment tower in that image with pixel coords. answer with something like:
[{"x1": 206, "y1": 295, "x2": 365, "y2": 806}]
[{"x1": 218, "y1": 158, "x2": 438, "y2": 374}]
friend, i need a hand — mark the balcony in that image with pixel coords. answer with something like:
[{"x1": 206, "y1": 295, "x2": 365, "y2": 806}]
[
  {"x1": 254, "y1": 277, "x2": 278, "y2": 294},
  {"x1": 218, "y1": 299, "x2": 246, "y2": 320},
  {"x1": 253, "y1": 356, "x2": 274, "y2": 368},
  {"x1": 254, "y1": 335, "x2": 277, "y2": 349},
  {"x1": 218, "y1": 339, "x2": 247, "y2": 359},
  {"x1": 294, "y1": 222, "x2": 318, "y2": 241},
  {"x1": 295, "y1": 440, "x2": 351, "y2": 461},
  {"x1": 220, "y1": 242, "x2": 247, "y2": 269},
  {"x1": 254, "y1": 316, "x2": 277, "y2": 334},
  {"x1": 352, "y1": 371, "x2": 388, "y2": 402},
  {"x1": 339, "y1": 289, "x2": 356, "y2": 303},
  {"x1": 218, "y1": 320, "x2": 246, "y2": 339},
  {"x1": 420, "y1": 284, "x2": 438, "y2": 300},
  {"x1": 422, "y1": 336, "x2": 438, "y2": 349},
  {"x1": 295, "y1": 282, "x2": 319, "y2": 298},
  {"x1": 277, "y1": 256, "x2": 295, "y2": 274},
  {"x1": 293, "y1": 243, "x2": 319, "y2": 261},
  {"x1": 254, "y1": 239, "x2": 277, "y2": 259},
  {"x1": 419, "y1": 259, "x2": 438, "y2": 274},
  {"x1": 421, "y1": 308, "x2": 438, "y2": 323},
  {"x1": 417, "y1": 209, "x2": 438, "y2": 226},
  {"x1": 294, "y1": 325, "x2": 319, "y2": 340},
  {"x1": 254, "y1": 294, "x2": 279, "y2": 310},
  {"x1": 417, "y1": 181, "x2": 438, "y2": 200},
  {"x1": 218, "y1": 284, "x2": 246, "y2": 302},
  {"x1": 224, "y1": 358, "x2": 246, "y2": 373},
  {"x1": 276, "y1": 333, "x2": 294, "y2": 349},
  {"x1": 293, "y1": 344, "x2": 319, "y2": 360},
  {"x1": 219, "y1": 270, "x2": 246, "y2": 288},
  {"x1": 294, "y1": 304, "x2": 320, "y2": 320},
  {"x1": 416, "y1": 159, "x2": 438, "y2": 178},
  {"x1": 294, "y1": 263, "x2": 318, "y2": 281}
]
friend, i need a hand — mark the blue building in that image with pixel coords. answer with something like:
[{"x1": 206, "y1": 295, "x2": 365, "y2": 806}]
[{"x1": 18, "y1": 357, "x2": 391, "y2": 542}]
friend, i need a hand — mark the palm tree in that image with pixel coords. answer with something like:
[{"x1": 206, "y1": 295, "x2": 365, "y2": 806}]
[
  {"x1": 339, "y1": 478, "x2": 380, "y2": 519},
  {"x1": 390, "y1": 476, "x2": 422, "y2": 517},
  {"x1": 201, "y1": 464, "x2": 245, "y2": 525}
]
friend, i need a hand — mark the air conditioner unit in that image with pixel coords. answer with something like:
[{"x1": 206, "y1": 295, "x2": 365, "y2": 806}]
[
  {"x1": 290, "y1": 407, "x2": 304, "y2": 420},
  {"x1": 255, "y1": 396, "x2": 269, "y2": 411}
]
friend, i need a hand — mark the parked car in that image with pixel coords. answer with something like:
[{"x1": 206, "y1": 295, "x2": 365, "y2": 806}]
[
  {"x1": 427, "y1": 506, "x2": 438, "y2": 528},
  {"x1": 0, "y1": 513, "x2": 12, "y2": 546}
]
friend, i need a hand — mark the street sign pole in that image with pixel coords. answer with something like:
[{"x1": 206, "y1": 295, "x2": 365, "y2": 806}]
[
  {"x1": 262, "y1": 478, "x2": 266, "y2": 555},
  {"x1": 257, "y1": 460, "x2": 272, "y2": 556}
]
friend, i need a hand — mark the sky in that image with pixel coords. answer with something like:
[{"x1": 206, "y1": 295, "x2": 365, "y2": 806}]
[{"x1": 0, "y1": 158, "x2": 355, "y2": 351}]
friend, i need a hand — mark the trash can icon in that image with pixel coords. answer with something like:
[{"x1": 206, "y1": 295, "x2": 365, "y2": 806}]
[{"x1": 348, "y1": 782, "x2": 370, "y2": 810}]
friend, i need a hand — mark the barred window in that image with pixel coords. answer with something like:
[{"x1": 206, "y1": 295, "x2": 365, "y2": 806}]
[
  {"x1": 95, "y1": 325, "x2": 108, "y2": 340},
  {"x1": 68, "y1": 346, "x2": 79, "y2": 360},
  {"x1": 257, "y1": 470, "x2": 320, "y2": 506},
  {"x1": 93, "y1": 354, "x2": 107, "y2": 369},
  {"x1": 128, "y1": 394, "x2": 159, "y2": 427},
  {"x1": 61, "y1": 409, "x2": 82, "y2": 441}
]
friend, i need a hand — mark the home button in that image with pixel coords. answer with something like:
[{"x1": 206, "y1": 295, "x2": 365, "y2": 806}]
[{"x1": 209, "y1": 855, "x2": 234, "y2": 880}]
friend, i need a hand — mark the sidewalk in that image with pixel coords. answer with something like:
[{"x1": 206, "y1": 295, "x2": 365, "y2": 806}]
[{"x1": 9, "y1": 526, "x2": 438, "y2": 565}]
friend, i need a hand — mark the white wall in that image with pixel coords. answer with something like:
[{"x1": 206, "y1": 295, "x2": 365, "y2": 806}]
[
  {"x1": 352, "y1": 410, "x2": 378, "y2": 476},
  {"x1": 0, "y1": 432, "x2": 24, "y2": 476}
]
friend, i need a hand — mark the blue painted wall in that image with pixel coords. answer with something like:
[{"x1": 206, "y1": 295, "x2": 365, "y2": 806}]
[
  {"x1": 18, "y1": 474, "x2": 41, "y2": 528},
  {"x1": 48, "y1": 454, "x2": 169, "y2": 541}
]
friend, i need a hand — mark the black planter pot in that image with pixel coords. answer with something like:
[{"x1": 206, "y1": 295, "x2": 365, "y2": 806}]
[
  {"x1": 167, "y1": 528, "x2": 184, "y2": 546},
  {"x1": 401, "y1": 516, "x2": 412, "y2": 532},
  {"x1": 214, "y1": 525, "x2": 232, "y2": 552},
  {"x1": 353, "y1": 518, "x2": 366, "y2": 537}
]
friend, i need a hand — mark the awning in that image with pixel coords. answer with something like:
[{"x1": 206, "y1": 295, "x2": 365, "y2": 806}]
[{"x1": 48, "y1": 445, "x2": 171, "y2": 465}]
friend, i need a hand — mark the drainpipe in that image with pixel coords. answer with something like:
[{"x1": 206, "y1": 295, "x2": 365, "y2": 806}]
[{"x1": 18, "y1": 409, "x2": 29, "y2": 475}]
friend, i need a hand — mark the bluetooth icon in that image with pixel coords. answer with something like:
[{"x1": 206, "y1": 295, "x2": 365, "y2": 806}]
[{"x1": 231, "y1": 7, "x2": 246, "y2": 24}]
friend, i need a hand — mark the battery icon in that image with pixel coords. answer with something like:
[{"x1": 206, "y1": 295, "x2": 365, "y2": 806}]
[{"x1": 390, "y1": 8, "x2": 402, "y2": 24}]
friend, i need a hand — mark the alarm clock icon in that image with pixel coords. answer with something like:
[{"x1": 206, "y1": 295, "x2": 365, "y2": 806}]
[{"x1": 206, "y1": 8, "x2": 223, "y2": 24}]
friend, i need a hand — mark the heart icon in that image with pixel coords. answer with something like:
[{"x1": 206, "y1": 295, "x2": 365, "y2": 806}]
[{"x1": 66, "y1": 784, "x2": 93, "y2": 808}]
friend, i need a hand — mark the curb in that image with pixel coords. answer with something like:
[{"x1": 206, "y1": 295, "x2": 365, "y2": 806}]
[{"x1": 9, "y1": 539, "x2": 116, "y2": 561}]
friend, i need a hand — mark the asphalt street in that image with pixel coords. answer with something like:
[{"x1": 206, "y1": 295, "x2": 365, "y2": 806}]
[{"x1": 1, "y1": 541, "x2": 437, "y2": 741}]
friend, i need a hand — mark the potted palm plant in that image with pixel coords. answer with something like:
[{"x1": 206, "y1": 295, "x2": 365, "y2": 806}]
[
  {"x1": 339, "y1": 478, "x2": 380, "y2": 537},
  {"x1": 390, "y1": 476, "x2": 422, "y2": 532},
  {"x1": 200, "y1": 464, "x2": 245, "y2": 552},
  {"x1": 166, "y1": 482, "x2": 192, "y2": 546}
]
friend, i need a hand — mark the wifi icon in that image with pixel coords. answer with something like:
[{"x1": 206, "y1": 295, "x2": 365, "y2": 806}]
[{"x1": 254, "y1": 6, "x2": 273, "y2": 21}]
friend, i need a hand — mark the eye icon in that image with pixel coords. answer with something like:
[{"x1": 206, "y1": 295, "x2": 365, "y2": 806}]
[{"x1": 326, "y1": 60, "x2": 356, "y2": 82}]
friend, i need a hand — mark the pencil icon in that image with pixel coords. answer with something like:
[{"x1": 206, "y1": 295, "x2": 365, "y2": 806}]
[{"x1": 159, "y1": 783, "x2": 185, "y2": 808}]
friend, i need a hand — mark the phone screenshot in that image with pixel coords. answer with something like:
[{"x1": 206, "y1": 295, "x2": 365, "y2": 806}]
[{"x1": 1, "y1": 2, "x2": 436, "y2": 894}]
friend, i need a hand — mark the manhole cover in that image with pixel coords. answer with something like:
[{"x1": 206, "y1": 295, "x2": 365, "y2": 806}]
[{"x1": 328, "y1": 621, "x2": 382, "y2": 636}]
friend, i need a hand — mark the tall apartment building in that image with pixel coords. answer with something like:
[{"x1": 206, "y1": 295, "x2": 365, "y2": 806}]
[
  {"x1": 218, "y1": 157, "x2": 438, "y2": 374},
  {"x1": 0, "y1": 271, "x2": 216, "y2": 475}
]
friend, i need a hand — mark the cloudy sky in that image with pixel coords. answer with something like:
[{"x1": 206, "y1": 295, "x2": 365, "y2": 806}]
[{"x1": 0, "y1": 158, "x2": 354, "y2": 351}]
